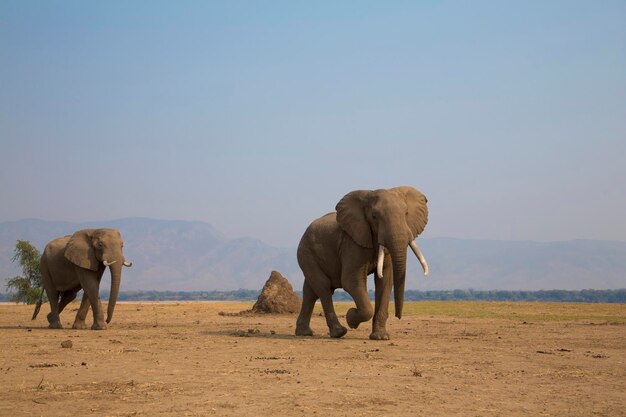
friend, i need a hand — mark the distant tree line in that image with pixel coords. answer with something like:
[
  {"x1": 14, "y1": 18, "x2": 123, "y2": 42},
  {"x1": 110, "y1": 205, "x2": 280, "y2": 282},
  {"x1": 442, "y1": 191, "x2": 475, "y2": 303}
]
[
  {"x1": 108, "y1": 289, "x2": 260, "y2": 302},
  {"x1": 2, "y1": 288, "x2": 624, "y2": 303},
  {"x1": 329, "y1": 289, "x2": 626, "y2": 303},
  {"x1": 401, "y1": 289, "x2": 626, "y2": 303}
]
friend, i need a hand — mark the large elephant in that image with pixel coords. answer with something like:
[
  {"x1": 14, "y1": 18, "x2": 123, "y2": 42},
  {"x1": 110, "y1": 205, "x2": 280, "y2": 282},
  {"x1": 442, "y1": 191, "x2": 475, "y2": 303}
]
[
  {"x1": 33, "y1": 228, "x2": 132, "y2": 330},
  {"x1": 295, "y1": 186, "x2": 429, "y2": 340}
]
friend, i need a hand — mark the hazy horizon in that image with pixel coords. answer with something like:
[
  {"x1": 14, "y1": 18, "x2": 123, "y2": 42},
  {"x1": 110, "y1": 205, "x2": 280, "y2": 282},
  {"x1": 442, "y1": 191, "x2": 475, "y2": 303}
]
[
  {"x1": 2, "y1": 216, "x2": 626, "y2": 247},
  {"x1": 2, "y1": 1, "x2": 625, "y2": 247}
]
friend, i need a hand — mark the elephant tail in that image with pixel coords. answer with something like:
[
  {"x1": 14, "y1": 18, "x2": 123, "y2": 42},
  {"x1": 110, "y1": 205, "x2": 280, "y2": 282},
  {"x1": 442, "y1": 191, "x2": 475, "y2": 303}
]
[{"x1": 31, "y1": 289, "x2": 44, "y2": 320}]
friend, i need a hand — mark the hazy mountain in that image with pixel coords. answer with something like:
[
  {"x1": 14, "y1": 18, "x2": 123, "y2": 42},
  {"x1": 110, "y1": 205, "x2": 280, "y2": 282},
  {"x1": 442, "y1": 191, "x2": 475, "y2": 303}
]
[
  {"x1": 413, "y1": 238, "x2": 626, "y2": 291},
  {"x1": 1, "y1": 218, "x2": 625, "y2": 291},
  {"x1": 0, "y1": 218, "x2": 300, "y2": 291}
]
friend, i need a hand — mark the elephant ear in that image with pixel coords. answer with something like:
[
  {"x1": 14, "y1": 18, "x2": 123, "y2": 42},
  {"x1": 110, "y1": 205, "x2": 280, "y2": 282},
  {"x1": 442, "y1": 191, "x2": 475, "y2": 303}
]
[
  {"x1": 391, "y1": 186, "x2": 428, "y2": 239},
  {"x1": 64, "y1": 229, "x2": 99, "y2": 271},
  {"x1": 335, "y1": 190, "x2": 373, "y2": 248}
]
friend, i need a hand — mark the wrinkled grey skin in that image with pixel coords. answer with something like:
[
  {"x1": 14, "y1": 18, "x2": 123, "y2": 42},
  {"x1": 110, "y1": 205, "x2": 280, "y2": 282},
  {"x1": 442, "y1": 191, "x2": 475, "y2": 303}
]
[
  {"x1": 295, "y1": 186, "x2": 428, "y2": 340},
  {"x1": 35, "y1": 228, "x2": 131, "y2": 330}
]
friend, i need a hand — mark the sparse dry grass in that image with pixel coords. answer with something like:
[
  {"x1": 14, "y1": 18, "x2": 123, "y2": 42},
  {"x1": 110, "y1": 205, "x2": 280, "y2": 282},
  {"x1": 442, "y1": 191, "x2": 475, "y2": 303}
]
[{"x1": 315, "y1": 301, "x2": 626, "y2": 323}]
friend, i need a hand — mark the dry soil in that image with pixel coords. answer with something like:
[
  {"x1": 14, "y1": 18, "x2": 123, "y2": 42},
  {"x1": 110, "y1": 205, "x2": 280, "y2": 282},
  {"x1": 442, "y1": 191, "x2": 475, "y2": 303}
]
[{"x1": 0, "y1": 301, "x2": 624, "y2": 416}]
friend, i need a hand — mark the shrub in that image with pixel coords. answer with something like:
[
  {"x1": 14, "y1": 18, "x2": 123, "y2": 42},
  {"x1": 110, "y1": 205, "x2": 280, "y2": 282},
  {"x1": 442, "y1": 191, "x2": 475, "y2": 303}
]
[{"x1": 5, "y1": 240, "x2": 45, "y2": 304}]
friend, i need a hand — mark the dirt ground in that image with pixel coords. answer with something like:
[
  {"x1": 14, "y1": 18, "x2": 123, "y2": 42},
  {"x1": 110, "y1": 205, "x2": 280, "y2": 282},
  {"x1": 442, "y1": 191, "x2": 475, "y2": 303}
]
[{"x1": 1, "y1": 301, "x2": 624, "y2": 417}]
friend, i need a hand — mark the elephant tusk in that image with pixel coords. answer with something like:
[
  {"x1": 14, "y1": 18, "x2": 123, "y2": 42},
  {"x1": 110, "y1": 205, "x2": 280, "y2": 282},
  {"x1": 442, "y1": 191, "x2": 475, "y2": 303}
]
[
  {"x1": 376, "y1": 245, "x2": 385, "y2": 279},
  {"x1": 409, "y1": 241, "x2": 429, "y2": 276},
  {"x1": 123, "y1": 260, "x2": 133, "y2": 267},
  {"x1": 103, "y1": 260, "x2": 117, "y2": 267}
]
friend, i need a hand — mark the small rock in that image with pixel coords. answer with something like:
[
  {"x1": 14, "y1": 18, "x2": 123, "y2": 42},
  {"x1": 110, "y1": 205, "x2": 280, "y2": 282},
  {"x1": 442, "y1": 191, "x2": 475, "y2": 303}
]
[
  {"x1": 29, "y1": 363, "x2": 58, "y2": 368},
  {"x1": 61, "y1": 340, "x2": 73, "y2": 348}
]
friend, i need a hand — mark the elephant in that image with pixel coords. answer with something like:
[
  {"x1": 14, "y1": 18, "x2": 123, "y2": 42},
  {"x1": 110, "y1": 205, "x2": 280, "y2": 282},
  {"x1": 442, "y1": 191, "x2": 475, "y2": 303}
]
[
  {"x1": 295, "y1": 186, "x2": 429, "y2": 340},
  {"x1": 32, "y1": 228, "x2": 132, "y2": 330}
]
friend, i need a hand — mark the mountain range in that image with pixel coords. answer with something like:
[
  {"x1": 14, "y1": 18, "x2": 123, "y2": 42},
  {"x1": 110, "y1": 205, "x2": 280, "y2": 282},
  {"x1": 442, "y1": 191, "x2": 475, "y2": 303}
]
[{"x1": 1, "y1": 218, "x2": 625, "y2": 291}]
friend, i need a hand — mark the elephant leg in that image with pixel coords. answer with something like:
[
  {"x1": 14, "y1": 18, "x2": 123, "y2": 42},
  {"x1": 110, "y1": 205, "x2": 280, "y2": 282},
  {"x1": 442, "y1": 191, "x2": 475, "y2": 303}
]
[
  {"x1": 319, "y1": 290, "x2": 347, "y2": 338},
  {"x1": 72, "y1": 292, "x2": 90, "y2": 329},
  {"x1": 295, "y1": 280, "x2": 318, "y2": 336},
  {"x1": 301, "y1": 265, "x2": 346, "y2": 338},
  {"x1": 40, "y1": 261, "x2": 62, "y2": 328},
  {"x1": 371, "y1": 261, "x2": 393, "y2": 340},
  {"x1": 44, "y1": 286, "x2": 62, "y2": 329},
  {"x1": 57, "y1": 290, "x2": 78, "y2": 315},
  {"x1": 342, "y1": 267, "x2": 374, "y2": 330},
  {"x1": 77, "y1": 270, "x2": 107, "y2": 330}
]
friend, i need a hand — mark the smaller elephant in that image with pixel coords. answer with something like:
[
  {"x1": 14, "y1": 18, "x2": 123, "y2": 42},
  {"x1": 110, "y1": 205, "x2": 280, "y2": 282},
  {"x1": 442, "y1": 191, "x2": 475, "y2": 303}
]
[{"x1": 33, "y1": 228, "x2": 132, "y2": 330}]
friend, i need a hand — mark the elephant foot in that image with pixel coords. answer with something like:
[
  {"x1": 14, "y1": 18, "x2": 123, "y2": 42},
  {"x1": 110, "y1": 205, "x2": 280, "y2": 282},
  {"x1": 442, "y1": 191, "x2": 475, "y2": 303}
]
[
  {"x1": 369, "y1": 329, "x2": 390, "y2": 340},
  {"x1": 46, "y1": 312, "x2": 55, "y2": 324},
  {"x1": 329, "y1": 324, "x2": 348, "y2": 338},
  {"x1": 91, "y1": 322, "x2": 107, "y2": 331},
  {"x1": 346, "y1": 308, "x2": 365, "y2": 329},
  {"x1": 295, "y1": 326, "x2": 314, "y2": 337},
  {"x1": 48, "y1": 321, "x2": 63, "y2": 329},
  {"x1": 72, "y1": 321, "x2": 88, "y2": 330}
]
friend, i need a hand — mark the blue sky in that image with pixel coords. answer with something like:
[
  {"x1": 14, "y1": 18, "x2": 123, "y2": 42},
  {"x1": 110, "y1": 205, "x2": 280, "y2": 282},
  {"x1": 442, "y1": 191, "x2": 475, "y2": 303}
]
[{"x1": 1, "y1": 1, "x2": 625, "y2": 247}]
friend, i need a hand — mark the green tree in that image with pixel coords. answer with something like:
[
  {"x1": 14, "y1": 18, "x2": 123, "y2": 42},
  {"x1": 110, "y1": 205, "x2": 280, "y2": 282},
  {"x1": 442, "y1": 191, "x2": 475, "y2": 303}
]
[{"x1": 5, "y1": 240, "x2": 44, "y2": 304}]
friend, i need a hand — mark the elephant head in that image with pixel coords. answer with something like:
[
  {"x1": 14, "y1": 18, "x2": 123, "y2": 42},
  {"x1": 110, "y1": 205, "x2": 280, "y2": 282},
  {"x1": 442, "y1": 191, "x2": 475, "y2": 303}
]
[
  {"x1": 64, "y1": 228, "x2": 132, "y2": 323},
  {"x1": 336, "y1": 186, "x2": 428, "y2": 319}
]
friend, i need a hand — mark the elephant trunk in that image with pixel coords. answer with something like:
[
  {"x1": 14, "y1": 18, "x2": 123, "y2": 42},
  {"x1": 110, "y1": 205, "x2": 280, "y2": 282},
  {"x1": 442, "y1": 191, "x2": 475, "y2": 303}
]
[
  {"x1": 389, "y1": 243, "x2": 408, "y2": 319},
  {"x1": 106, "y1": 262, "x2": 122, "y2": 324}
]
